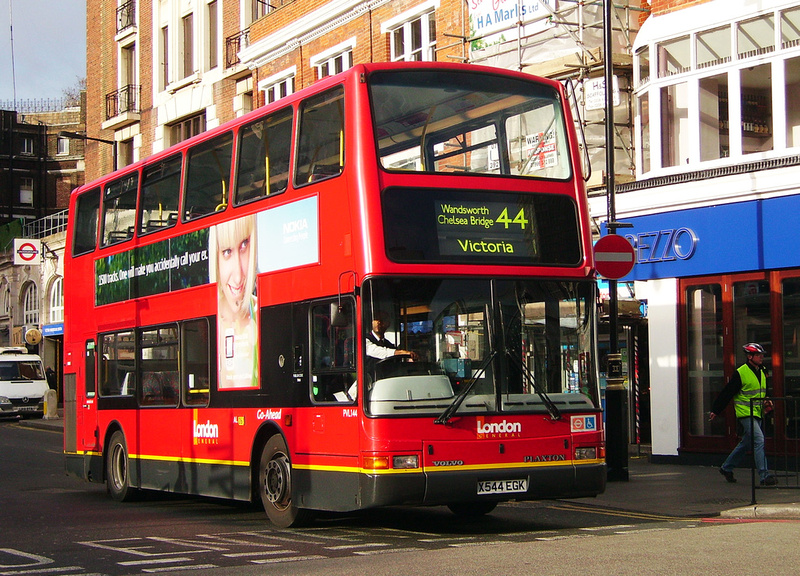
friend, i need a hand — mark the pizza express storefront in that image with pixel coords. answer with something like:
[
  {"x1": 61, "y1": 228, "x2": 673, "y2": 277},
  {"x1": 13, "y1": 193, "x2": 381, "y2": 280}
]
[{"x1": 621, "y1": 193, "x2": 800, "y2": 459}]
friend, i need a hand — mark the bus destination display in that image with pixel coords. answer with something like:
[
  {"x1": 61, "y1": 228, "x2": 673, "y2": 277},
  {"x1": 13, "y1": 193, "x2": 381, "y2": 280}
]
[
  {"x1": 436, "y1": 199, "x2": 533, "y2": 257},
  {"x1": 382, "y1": 187, "x2": 581, "y2": 266}
]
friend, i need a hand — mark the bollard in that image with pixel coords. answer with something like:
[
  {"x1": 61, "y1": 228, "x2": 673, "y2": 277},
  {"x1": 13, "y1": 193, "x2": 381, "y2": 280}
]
[{"x1": 43, "y1": 389, "x2": 59, "y2": 419}]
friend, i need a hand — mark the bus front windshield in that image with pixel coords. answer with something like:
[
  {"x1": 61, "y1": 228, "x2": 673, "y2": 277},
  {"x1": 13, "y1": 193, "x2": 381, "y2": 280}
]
[
  {"x1": 362, "y1": 278, "x2": 599, "y2": 419},
  {"x1": 369, "y1": 69, "x2": 571, "y2": 180}
]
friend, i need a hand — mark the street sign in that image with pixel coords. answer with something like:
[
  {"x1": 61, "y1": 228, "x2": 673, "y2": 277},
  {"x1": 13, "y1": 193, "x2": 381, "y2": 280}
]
[
  {"x1": 13, "y1": 238, "x2": 41, "y2": 266},
  {"x1": 594, "y1": 234, "x2": 635, "y2": 279}
]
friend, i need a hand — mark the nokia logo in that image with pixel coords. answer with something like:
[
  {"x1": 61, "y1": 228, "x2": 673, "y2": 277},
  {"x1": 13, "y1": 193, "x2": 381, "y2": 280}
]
[{"x1": 432, "y1": 460, "x2": 464, "y2": 467}]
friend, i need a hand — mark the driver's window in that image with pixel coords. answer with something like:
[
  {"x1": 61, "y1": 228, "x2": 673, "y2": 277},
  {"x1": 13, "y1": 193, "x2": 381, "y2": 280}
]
[{"x1": 310, "y1": 300, "x2": 356, "y2": 403}]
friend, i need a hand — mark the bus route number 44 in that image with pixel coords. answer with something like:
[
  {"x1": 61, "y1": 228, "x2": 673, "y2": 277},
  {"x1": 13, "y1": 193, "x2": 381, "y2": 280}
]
[{"x1": 477, "y1": 478, "x2": 528, "y2": 495}]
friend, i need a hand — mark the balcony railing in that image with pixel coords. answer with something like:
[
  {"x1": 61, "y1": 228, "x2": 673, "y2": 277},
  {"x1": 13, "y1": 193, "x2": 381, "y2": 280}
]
[
  {"x1": 117, "y1": 0, "x2": 136, "y2": 33},
  {"x1": 106, "y1": 85, "x2": 141, "y2": 120},
  {"x1": 226, "y1": 28, "x2": 250, "y2": 68},
  {"x1": 21, "y1": 210, "x2": 69, "y2": 239}
]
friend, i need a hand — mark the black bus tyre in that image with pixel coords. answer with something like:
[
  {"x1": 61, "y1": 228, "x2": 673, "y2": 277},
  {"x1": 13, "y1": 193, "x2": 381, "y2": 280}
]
[
  {"x1": 258, "y1": 434, "x2": 311, "y2": 528},
  {"x1": 106, "y1": 430, "x2": 138, "y2": 502},
  {"x1": 447, "y1": 501, "x2": 497, "y2": 517}
]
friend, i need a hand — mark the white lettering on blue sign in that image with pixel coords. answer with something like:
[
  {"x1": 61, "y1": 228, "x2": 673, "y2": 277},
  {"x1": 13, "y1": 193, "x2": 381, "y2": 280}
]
[{"x1": 626, "y1": 227, "x2": 698, "y2": 264}]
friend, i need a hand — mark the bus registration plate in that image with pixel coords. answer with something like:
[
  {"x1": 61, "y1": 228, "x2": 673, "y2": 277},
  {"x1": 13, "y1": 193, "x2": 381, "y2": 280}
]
[{"x1": 477, "y1": 479, "x2": 527, "y2": 495}]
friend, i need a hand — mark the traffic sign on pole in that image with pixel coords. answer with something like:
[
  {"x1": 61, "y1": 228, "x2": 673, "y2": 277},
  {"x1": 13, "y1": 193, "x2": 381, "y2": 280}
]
[{"x1": 594, "y1": 234, "x2": 635, "y2": 279}]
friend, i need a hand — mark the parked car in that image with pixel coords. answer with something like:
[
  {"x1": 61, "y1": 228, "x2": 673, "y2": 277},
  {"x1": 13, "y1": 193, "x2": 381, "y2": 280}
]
[{"x1": 0, "y1": 347, "x2": 49, "y2": 419}]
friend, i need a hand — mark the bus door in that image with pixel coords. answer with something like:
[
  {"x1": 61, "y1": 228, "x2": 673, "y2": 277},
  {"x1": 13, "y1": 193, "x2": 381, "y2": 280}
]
[
  {"x1": 295, "y1": 299, "x2": 360, "y2": 507},
  {"x1": 78, "y1": 339, "x2": 99, "y2": 452}
]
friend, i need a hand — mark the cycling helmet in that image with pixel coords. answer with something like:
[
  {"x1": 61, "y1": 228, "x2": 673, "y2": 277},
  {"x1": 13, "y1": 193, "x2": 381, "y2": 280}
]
[{"x1": 742, "y1": 342, "x2": 766, "y2": 355}]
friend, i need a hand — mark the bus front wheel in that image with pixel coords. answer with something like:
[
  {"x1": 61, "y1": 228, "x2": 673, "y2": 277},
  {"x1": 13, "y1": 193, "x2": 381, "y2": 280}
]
[
  {"x1": 106, "y1": 430, "x2": 138, "y2": 502},
  {"x1": 258, "y1": 434, "x2": 311, "y2": 528}
]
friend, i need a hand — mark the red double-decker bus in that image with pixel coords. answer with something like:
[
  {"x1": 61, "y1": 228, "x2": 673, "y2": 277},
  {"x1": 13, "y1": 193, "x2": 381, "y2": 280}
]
[{"x1": 64, "y1": 62, "x2": 605, "y2": 527}]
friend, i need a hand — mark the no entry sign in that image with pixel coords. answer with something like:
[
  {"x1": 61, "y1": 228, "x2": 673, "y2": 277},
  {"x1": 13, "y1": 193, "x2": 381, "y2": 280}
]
[{"x1": 594, "y1": 234, "x2": 635, "y2": 279}]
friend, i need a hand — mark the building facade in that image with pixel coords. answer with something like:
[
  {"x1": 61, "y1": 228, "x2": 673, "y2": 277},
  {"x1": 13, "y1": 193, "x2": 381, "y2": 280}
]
[{"x1": 596, "y1": 0, "x2": 800, "y2": 460}]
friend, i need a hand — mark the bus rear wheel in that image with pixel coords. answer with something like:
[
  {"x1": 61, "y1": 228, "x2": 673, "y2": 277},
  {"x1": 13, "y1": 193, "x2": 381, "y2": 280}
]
[
  {"x1": 106, "y1": 430, "x2": 138, "y2": 502},
  {"x1": 447, "y1": 501, "x2": 497, "y2": 517},
  {"x1": 258, "y1": 434, "x2": 311, "y2": 528}
]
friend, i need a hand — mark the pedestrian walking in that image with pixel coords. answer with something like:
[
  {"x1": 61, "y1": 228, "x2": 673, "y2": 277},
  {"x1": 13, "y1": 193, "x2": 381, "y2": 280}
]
[{"x1": 709, "y1": 343, "x2": 777, "y2": 486}]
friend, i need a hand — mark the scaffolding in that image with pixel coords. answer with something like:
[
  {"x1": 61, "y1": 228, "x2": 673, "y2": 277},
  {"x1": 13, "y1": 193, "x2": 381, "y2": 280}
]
[{"x1": 459, "y1": 0, "x2": 648, "y2": 193}]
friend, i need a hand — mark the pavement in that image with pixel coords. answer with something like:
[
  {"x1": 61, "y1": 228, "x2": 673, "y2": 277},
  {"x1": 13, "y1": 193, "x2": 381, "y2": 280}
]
[{"x1": 18, "y1": 414, "x2": 800, "y2": 521}]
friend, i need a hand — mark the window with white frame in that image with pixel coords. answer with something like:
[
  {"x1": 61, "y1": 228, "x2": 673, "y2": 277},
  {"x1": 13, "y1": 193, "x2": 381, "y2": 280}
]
[
  {"x1": 2, "y1": 286, "x2": 10, "y2": 318},
  {"x1": 21, "y1": 136, "x2": 35, "y2": 155},
  {"x1": 19, "y1": 177, "x2": 34, "y2": 205},
  {"x1": 383, "y1": 3, "x2": 437, "y2": 62},
  {"x1": 311, "y1": 39, "x2": 354, "y2": 80},
  {"x1": 207, "y1": 0, "x2": 218, "y2": 70},
  {"x1": 634, "y1": 4, "x2": 800, "y2": 176},
  {"x1": 23, "y1": 283, "x2": 39, "y2": 326},
  {"x1": 181, "y1": 12, "x2": 194, "y2": 78},
  {"x1": 49, "y1": 277, "x2": 64, "y2": 324},
  {"x1": 260, "y1": 67, "x2": 296, "y2": 104},
  {"x1": 160, "y1": 25, "x2": 169, "y2": 90},
  {"x1": 57, "y1": 136, "x2": 70, "y2": 156}
]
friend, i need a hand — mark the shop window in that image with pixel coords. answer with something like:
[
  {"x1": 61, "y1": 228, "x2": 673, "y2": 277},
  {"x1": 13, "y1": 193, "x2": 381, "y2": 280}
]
[
  {"x1": 638, "y1": 93, "x2": 650, "y2": 173},
  {"x1": 686, "y1": 284, "x2": 725, "y2": 437},
  {"x1": 699, "y1": 74, "x2": 729, "y2": 161},
  {"x1": 697, "y1": 26, "x2": 731, "y2": 69},
  {"x1": 737, "y1": 14, "x2": 774, "y2": 59},
  {"x1": 657, "y1": 35, "x2": 690, "y2": 78},
  {"x1": 785, "y1": 56, "x2": 800, "y2": 148},
  {"x1": 660, "y1": 82, "x2": 689, "y2": 167},
  {"x1": 781, "y1": 6, "x2": 800, "y2": 49},
  {"x1": 739, "y1": 64, "x2": 772, "y2": 154},
  {"x1": 635, "y1": 46, "x2": 649, "y2": 87},
  {"x1": 733, "y1": 280, "x2": 771, "y2": 363}
]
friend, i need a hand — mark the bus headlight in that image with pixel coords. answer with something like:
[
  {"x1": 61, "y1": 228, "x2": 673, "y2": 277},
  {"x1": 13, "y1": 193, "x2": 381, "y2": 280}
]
[
  {"x1": 574, "y1": 447, "x2": 597, "y2": 460},
  {"x1": 392, "y1": 455, "x2": 419, "y2": 469}
]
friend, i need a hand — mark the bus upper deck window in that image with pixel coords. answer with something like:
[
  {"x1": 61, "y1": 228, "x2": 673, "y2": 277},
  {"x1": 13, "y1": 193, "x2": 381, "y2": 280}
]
[
  {"x1": 101, "y1": 173, "x2": 139, "y2": 247},
  {"x1": 295, "y1": 87, "x2": 344, "y2": 186},
  {"x1": 139, "y1": 154, "x2": 182, "y2": 235},
  {"x1": 235, "y1": 108, "x2": 293, "y2": 205},
  {"x1": 183, "y1": 132, "x2": 234, "y2": 221},
  {"x1": 73, "y1": 187, "x2": 101, "y2": 256}
]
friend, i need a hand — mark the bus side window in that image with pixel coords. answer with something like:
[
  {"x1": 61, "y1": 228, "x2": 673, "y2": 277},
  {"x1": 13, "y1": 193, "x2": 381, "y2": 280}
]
[
  {"x1": 310, "y1": 300, "x2": 355, "y2": 403},
  {"x1": 139, "y1": 325, "x2": 179, "y2": 407},
  {"x1": 182, "y1": 318, "x2": 211, "y2": 407},
  {"x1": 183, "y1": 132, "x2": 234, "y2": 221},
  {"x1": 101, "y1": 173, "x2": 139, "y2": 246},
  {"x1": 73, "y1": 188, "x2": 101, "y2": 256},
  {"x1": 235, "y1": 107, "x2": 293, "y2": 205},
  {"x1": 99, "y1": 331, "x2": 136, "y2": 397},
  {"x1": 139, "y1": 154, "x2": 182, "y2": 235},
  {"x1": 295, "y1": 86, "x2": 344, "y2": 186}
]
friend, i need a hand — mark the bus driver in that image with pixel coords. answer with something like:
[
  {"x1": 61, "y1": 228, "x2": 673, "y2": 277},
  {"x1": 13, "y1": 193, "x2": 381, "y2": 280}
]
[{"x1": 366, "y1": 310, "x2": 416, "y2": 360}]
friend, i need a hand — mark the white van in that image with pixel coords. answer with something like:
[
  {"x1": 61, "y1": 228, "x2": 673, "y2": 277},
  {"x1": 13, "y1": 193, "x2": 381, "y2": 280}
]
[{"x1": 0, "y1": 347, "x2": 49, "y2": 419}]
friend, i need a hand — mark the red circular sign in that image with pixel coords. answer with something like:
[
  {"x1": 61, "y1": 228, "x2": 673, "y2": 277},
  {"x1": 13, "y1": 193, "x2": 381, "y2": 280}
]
[
  {"x1": 594, "y1": 234, "x2": 635, "y2": 279},
  {"x1": 16, "y1": 242, "x2": 39, "y2": 262}
]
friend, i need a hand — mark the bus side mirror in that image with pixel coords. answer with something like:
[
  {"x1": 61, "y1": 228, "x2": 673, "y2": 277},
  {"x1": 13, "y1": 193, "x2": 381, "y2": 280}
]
[{"x1": 330, "y1": 302, "x2": 349, "y2": 328}]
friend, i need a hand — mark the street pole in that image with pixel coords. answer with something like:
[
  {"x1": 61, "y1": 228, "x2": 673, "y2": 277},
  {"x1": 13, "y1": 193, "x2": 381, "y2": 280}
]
[
  {"x1": 604, "y1": 0, "x2": 629, "y2": 482},
  {"x1": 58, "y1": 131, "x2": 118, "y2": 173}
]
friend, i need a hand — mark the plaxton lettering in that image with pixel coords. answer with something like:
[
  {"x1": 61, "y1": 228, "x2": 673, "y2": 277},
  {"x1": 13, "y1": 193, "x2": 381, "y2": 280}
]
[{"x1": 524, "y1": 454, "x2": 566, "y2": 462}]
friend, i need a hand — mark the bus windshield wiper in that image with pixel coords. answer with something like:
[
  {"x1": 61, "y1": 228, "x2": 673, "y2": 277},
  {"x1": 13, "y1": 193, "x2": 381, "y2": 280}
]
[
  {"x1": 505, "y1": 351, "x2": 561, "y2": 420},
  {"x1": 434, "y1": 350, "x2": 497, "y2": 425}
]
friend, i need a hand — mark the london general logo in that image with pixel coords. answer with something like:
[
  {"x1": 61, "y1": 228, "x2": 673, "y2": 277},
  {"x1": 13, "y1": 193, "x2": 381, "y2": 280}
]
[{"x1": 570, "y1": 415, "x2": 597, "y2": 433}]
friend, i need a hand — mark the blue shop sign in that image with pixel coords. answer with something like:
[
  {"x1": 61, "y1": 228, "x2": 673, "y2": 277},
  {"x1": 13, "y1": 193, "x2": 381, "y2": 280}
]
[
  {"x1": 42, "y1": 323, "x2": 64, "y2": 336},
  {"x1": 605, "y1": 194, "x2": 800, "y2": 281}
]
